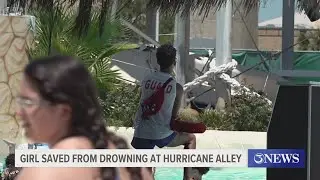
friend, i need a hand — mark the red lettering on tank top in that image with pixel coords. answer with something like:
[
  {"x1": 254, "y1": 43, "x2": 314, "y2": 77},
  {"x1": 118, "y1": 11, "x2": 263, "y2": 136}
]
[{"x1": 145, "y1": 79, "x2": 173, "y2": 93}]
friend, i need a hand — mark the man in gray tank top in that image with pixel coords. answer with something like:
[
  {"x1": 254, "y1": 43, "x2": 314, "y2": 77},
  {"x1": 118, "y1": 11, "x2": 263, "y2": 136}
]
[{"x1": 131, "y1": 44, "x2": 206, "y2": 180}]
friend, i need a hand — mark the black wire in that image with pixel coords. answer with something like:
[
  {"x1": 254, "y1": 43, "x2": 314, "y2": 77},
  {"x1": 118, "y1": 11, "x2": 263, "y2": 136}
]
[
  {"x1": 189, "y1": 1, "x2": 269, "y2": 104},
  {"x1": 232, "y1": 38, "x2": 309, "y2": 79},
  {"x1": 231, "y1": 60, "x2": 268, "y2": 78},
  {"x1": 200, "y1": 52, "x2": 215, "y2": 73}
]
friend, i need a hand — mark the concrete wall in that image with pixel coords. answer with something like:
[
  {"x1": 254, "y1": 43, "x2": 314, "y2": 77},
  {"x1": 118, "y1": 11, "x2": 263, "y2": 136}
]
[
  {"x1": 258, "y1": 28, "x2": 316, "y2": 51},
  {"x1": 109, "y1": 127, "x2": 266, "y2": 149},
  {"x1": 190, "y1": 1, "x2": 258, "y2": 50},
  {"x1": 0, "y1": 15, "x2": 34, "y2": 146}
]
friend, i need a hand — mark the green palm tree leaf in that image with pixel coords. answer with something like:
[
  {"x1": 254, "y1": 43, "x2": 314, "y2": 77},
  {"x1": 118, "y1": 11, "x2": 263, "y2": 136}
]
[
  {"x1": 27, "y1": 4, "x2": 134, "y2": 91},
  {"x1": 8, "y1": 0, "x2": 313, "y2": 38},
  {"x1": 97, "y1": 43, "x2": 138, "y2": 60}
]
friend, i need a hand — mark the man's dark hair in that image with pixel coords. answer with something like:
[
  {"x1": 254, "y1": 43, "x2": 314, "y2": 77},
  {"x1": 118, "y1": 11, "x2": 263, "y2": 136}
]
[{"x1": 156, "y1": 44, "x2": 176, "y2": 69}]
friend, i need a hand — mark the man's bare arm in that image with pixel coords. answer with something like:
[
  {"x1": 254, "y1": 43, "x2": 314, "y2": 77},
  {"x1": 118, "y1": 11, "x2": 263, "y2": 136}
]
[{"x1": 172, "y1": 83, "x2": 184, "y2": 119}]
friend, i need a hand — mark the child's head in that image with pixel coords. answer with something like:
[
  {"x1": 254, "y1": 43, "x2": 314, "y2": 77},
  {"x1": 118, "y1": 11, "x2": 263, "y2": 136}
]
[
  {"x1": 5, "y1": 154, "x2": 14, "y2": 168},
  {"x1": 189, "y1": 167, "x2": 210, "y2": 180},
  {"x1": 106, "y1": 132, "x2": 142, "y2": 180},
  {"x1": 106, "y1": 131, "x2": 128, "y2": 149}
]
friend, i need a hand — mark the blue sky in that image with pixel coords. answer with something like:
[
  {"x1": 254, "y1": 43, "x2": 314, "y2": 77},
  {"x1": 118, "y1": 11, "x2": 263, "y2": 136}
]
[{"x1": 259, "y1": 0, "x2": 282, "y2": 22}]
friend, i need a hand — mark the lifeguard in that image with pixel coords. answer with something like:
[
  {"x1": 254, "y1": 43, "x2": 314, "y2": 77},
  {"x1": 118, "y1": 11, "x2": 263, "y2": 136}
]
[{"x1": 131, "y1": 44, "x2": 199, "y2": 179}]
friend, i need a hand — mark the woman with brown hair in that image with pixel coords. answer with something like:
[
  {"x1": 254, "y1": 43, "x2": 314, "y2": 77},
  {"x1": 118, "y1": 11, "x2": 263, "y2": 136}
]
[{"x1": 15, "y1": 55, "x2": 152, "y2": 180}]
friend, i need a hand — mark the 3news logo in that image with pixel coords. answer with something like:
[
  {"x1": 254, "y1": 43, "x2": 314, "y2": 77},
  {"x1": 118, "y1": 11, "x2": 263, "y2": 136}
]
[{"x1": 248, "y1": 149, "x2": 305, "y2": 168}]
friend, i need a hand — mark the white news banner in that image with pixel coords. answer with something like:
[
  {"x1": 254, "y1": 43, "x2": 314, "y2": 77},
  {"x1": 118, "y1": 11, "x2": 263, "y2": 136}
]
[{"x1": 15, "y1": 149, "x2": 248, "y2": 168}]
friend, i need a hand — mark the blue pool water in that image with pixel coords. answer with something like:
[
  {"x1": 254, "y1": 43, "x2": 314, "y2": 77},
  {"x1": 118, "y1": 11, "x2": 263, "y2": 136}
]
[{"x1": 155, "y1": 168, "x2": 266, "y2": 180}]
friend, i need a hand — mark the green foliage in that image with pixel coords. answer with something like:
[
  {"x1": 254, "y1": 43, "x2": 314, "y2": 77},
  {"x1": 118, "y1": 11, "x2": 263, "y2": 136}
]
[
  {"x1": 158, "y1": 13, "x2": 175, "y2": 44},
  {"x1": 100, "y1": 81, "x2": 141, "y2": 127},
  {"x1": 105, "y1": 84, "x2": 272, "y2": 132},
  {"x1": 28, "y1": 5, "x2": 142, "y2": 127},
  {"x1": 298, "y1": 31, "x2": 310, "y2": 50},
  {"x1": 200, "y1": 110, "x2": 230, "y2": 130},
  {"x1": 297, "y1": 29, "x2": 320, "y2": 51},
  {"x1": 118, "y1": 0, "x2": 175, "y2": 44},
  {"x1": 118, "y1": 0, "x2": 147, "y2": 43},
  {"x1": 178, "y1": 108, "x2": 200, "y2": 122},
  {"x1": 28, "y1": 6, "x2": 138, "y2": 91},
  {"x1": 199, "y1": 87, "x2": 272, "y2": 131}
]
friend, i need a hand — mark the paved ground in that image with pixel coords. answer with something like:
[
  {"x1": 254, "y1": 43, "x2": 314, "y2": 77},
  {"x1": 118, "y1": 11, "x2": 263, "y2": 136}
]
[{"x1": 108, "y1": 127, "x2": 266, "y2": 149}]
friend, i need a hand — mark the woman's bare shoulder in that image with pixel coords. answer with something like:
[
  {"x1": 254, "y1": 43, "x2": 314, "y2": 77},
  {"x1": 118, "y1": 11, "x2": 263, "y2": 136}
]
[{"x1": 53, "y1": 136, "x2": 94, "y2": 149}]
